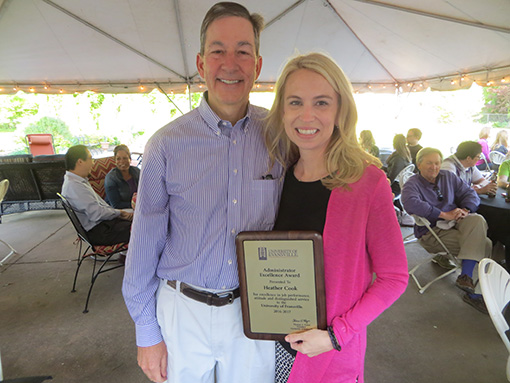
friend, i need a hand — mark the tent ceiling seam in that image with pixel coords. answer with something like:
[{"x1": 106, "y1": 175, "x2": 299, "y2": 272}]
[
  {"x1": 326, "y1": 0, "x2": 398, "y2": 83},
  {"x1": 353, "y1": 0, "x2": 510, "y2": 34},
  {"x1": 173, "y1": 0, "x2": 190, "y2": 81},
  {"x1": 41, "y1": 0, "x2": 187, "y2": 80},
  {"x1": 265, "y1": 0, "x2": 306, "y2": 29},
  {"x1": 0, "y1": 0, "x2": 13, "y2": 22}
]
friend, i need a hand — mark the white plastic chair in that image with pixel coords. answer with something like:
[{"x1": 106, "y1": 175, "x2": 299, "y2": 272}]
[
  {"x1": 408, "y1": 215, "x2": 460, "y2": 294},
  {"x1": 490, "y1": 151, "x2": 506, "y2": 166},
  {"x1": 479, "y1": 258, "x2": 510, "y2": 381},
  {"x1": 395, "y1": 163, "x2": 415, "y2": 187},
  {"x1": 0, "y1": 180, "x2": 17, "y2": 266},
  {"x1": 394, "y1": 164, "x2": 417, "y2": 242}
]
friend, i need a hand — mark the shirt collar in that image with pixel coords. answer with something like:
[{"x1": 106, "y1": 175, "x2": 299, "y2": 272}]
[
  {"x1": 451, "y1": 154, "x2": 471, "y2": 171},
  {"x1": 198, "y1": 91, "x2": 252, "y2": 135},
  {"x1": 65, "y1": 170, "x2": 88, "y2": 182}
]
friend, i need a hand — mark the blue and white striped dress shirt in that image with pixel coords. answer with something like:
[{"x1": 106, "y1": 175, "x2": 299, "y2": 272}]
[
  {"x1": 61, "y1": 171, "x2": 120, "y2": 231},
  {"x1": 122, "y1": 97, "x2": 283, "y2": 347}
]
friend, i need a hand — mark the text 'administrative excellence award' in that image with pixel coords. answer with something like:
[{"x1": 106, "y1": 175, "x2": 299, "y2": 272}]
[{"x1": 235, "y1": 231, "x2": 326, "y2": 341}]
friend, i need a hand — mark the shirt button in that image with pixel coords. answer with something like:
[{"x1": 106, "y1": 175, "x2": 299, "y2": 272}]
[
  {"x1": 222, "y1": 286, "x2": 226, "y2": 289},
  {"x1": 231, "y1": 228, "x2": 236, "y2": 234},
  {"x1": 233, "y1": 140, "x2": 237, "y2": 145},
  {"x1": 228, "y1": 259, "x2": 233, "y2": 265},
  {"x1": 233, "y1": 169, "x2": 238, "y2": 175},
  {"x1": 233, "y1": 199, "x2": 237, "y2": 204},
  {"x1": 215, "y1": 131, "x2": 220, "y2": 136}
]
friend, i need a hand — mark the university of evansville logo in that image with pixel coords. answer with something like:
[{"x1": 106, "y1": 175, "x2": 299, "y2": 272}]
[{"x1": 258, "y1": 247, "x2": 267, "y2": 260}]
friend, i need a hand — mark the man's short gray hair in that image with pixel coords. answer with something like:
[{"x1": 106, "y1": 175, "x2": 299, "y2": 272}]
[
  {"x1": 199, "y1": 2, "x2": 264, "y2": 56},
  {"x1": 416, "y1": 147, "x2": 443, "y2": 165}
]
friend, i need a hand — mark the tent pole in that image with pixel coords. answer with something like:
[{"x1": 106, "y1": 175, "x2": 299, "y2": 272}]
[{"x1": 156, "y1": 84, "x2": 184, "y2": 115}]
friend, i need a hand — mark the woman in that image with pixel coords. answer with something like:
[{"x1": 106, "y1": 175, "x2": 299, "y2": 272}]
[
  {"x1": 359, "y1": 130, "x2": 379, "y2": 157},
  {"x1": 105, "y1": 144, "x2": 140, "y2": 209},
  {"x1": 264, "y1": 53, "x2": 408, "y2": 383},
  {"x1": 476, "y1": 126, "x2": 491, "y2": 170},
  {"x1": 386, "y1": 134, "x2": 412, "y2": 195},
  {"x1": 491, "y1": 129, "x2": 509, "y2": 155}
]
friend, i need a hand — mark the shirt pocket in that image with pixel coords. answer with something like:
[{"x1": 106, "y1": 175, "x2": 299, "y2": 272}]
[{"x1": 244, "y1": 179, "x2": 280, "y2": 231}]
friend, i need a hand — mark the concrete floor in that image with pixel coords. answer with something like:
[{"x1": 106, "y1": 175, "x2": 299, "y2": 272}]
[{"x1": 0, "y1": 210, "x2": 507, "y2": 383}]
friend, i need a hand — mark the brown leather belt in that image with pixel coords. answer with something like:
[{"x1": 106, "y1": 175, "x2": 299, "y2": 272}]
[{"x1": 167, "y1": 280, "x2": 240, "y2": 307}]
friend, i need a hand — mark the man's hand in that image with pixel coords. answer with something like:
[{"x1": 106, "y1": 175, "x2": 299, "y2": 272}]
[
  {"x1": 119, "y1": 210, "x2": 134, "y2": 221},
  {"x1": 476, "y1": 181, "x2": 497, "y2": 195},
  {"x1": 285, "y1": 329, "x2": 333, "y2": 358},
  {"x1": 439, "y1": 208, "x2": 469, "y2": 221},
  {"x1": 138, "y1": 341, "x2": 168, "y2": 382}
]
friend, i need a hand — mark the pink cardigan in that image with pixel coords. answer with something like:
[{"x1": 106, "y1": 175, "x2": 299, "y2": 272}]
[{"x1": 288, "y1": 165, "x2": 408, "y2": 383}]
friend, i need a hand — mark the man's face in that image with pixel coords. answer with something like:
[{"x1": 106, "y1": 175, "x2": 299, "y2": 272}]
[
  {"x1": 79, "y1": 150, "x2": 94, "y2": 177},
  {"x1": 196, "y1": 16, "x2": 262, "y2": 116},
  {"x1": 465, "y1": 153, "x2": 481, "y2": 168},
  {"x1": 417, "y1": 153, "x2": 442, "y2": 182},
  {"x1": 406, "y1": 131, "x2": 418, "y2": 146}
]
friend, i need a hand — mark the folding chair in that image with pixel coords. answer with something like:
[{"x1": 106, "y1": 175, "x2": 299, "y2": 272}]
[
  {"x1": 57, "y1": 193, "x2": 127, "y2": 313},
  {"x1": 489, "y1": 151, "x2": 506, "y2": 166},
  {"x1": 0, "y1": 180, "x2": 17, "y2": 266},
  {"x1": 479, "y1": 258, "x2": 510, "y2": 381},
  {"x1": 408, "y1": 215, "x2": 460, "y2": 294}
]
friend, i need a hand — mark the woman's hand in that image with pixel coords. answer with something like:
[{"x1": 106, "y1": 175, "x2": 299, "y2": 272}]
[{"x1": 285, "y1": 329, "x2": 333, "y2": 357}]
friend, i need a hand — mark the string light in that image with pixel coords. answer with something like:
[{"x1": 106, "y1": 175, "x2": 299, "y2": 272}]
[
  {"x1": 29, "y1": 87, "x2": 35, "y2": 92},
  {"x1": 139, "y1": 84, "x2": 145, "y2": 91},
  {"x1": 59, "y1": 89, "x2": 64, "y2": 93}
]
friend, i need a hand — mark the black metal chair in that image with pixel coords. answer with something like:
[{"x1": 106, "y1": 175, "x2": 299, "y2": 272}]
[{"x1": 57, "y1": 193, "x2": 127, "y2": 313}]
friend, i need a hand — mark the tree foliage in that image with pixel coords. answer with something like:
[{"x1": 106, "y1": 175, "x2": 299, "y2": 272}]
[
  {"x1": 0, "y1": 95, "x2": 39, "y2": 132},
  {"x1": 479, "y1": 85, "x2": 510, "y2": 127}
]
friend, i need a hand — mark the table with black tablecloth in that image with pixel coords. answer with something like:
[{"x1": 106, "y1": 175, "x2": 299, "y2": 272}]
[{"x1": 478, "y1": 189, "x2": 510, "y2": 266}]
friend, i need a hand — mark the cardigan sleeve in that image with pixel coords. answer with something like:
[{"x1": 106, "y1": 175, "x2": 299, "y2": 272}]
[{"x1": 331, "y1": 173, "x2": 409, "y2": 347}]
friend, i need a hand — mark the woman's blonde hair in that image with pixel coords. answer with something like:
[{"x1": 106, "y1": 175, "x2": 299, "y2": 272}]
[
  {"x1": 479, "y1": 126, "x2": 491, "y2": 139},
  {"x1": 491, "y1": 130, "x2": 508, "y2": 151},
  {"x1": 264, "y1": 52, "x2": 381, "y2": 190}
]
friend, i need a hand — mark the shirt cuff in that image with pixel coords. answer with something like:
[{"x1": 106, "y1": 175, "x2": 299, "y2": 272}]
[{"x1": 135, "y1": 320, "x2": 164, "y2": 347}]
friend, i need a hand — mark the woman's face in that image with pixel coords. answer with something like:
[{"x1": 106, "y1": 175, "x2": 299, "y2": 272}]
[
  {"x1": 282, "y1": 69, "x2": 339, "y2": 158},
  {"x1": 115, "y1": 150, "x2": 131, "y2": 171}
]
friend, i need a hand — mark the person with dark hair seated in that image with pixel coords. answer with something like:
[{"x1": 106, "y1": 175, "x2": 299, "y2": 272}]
[
  {"x1": 386, "y1": 134, "x2": 411, "y2": 195},
  {"x1": 105, "y1": 144, "x2": 140, "y2": 208},
  {"x1": 441, "y1": 141, "x2": 497, "y2": 195},
  {"x1": 62, "y1": 145, "x2": 133, "y2": 246}
]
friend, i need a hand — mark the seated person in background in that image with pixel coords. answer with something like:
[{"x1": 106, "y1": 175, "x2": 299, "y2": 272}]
[
  {"x1": 441, "y1": 141, "x2": 497, "y2": 195},
  {"x1": 62, "y1": 145, "x2": 133, "y2": 246},
  {"x1": 386, "y1": 133, "x2": 411, "y2": 195},
  {"x1": 406, "y1": 128, "x2": 423, "y2": 168},
  {"x1": 402, "y1": 147, "x2": 492, "y2": 314},
  {"x1": 105, "y1": 144, "x2": 140, "y2": 208},
  {"x1": 491, "y1": 129, "x2": 509, "y2": 155},
  {"x1": 359, "y1": 130, "x2": 379, "y2": 157},
  {"x1": 476, "y1": 126, "x2": 491, "y2": 170},
  {"x1": 497, "y1": 157, "x2": 510, "y2": 188}
]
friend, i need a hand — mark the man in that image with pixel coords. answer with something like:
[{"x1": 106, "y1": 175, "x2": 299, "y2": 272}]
[
  {"x1": 122, "y1": 3, "x2": 282, "y2": 383},
  {"x1": 441, "y1": 141, "x2": 497, "y2": 195},
  {"x1": 406, "y1": 128, "x2": 423, "y2": 168},
  {"x1": 62, "y1": 145, "x2": 132, "y2": 246},
  {"x1": 402, "y1": 147, "x2": 492, "y2": 314}
]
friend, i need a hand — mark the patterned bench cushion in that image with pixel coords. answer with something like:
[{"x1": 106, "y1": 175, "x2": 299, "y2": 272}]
[{"x1": 89, "y1": 157, "x2": 115, "y2": 198}]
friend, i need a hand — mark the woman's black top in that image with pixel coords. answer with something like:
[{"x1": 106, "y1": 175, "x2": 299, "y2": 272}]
[{"x1": 273, "y1": 168, "x2": 332, "y2": 356}]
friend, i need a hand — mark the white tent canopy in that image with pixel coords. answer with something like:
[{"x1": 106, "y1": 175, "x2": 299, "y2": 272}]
[{"x1": 1, "y1": 0, "x2": 509, "y2": 95}]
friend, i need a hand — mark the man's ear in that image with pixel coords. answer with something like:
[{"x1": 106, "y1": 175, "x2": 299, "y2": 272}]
[
  {"x1": 196, "y1": 53, "x2": 205, "y2": 79},
  {"x1": 254, "y1": 55, "x2": 262, "y2": 80}
]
